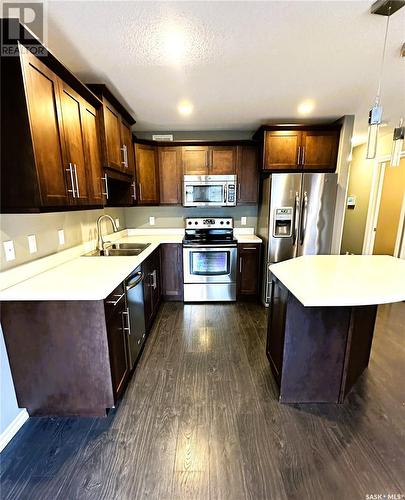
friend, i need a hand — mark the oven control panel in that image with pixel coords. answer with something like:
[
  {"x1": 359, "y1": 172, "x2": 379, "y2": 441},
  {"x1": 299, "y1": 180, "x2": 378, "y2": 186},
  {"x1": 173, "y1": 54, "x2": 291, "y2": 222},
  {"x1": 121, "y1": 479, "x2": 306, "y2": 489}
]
[{"x1": 185, "y1": 217, "x2": 233, "y2": 228}]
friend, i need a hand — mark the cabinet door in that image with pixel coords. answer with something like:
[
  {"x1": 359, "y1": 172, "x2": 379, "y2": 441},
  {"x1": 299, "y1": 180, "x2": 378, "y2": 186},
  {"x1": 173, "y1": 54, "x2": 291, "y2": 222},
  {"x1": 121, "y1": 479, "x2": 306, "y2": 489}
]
[
  {"x1": 301, "y1": 130, "x2": 339, "y2": 170},
  {"x1": 161, "y1": 244, "x2": 183, "y2": 300},
  {"x1": 59, "y1": 82, "x2": 91, "y2": 205},
  {"x1": 151, "y1": 247, "x2": 161, "y2": 316},
  {"x1": 20, "y1": 51, "x2": 68, "y2": 206},
  {"x1": 237, "y1": 244, "x2": 261, "y2": 297},
  {"x1": 209, "y1": 146, "x2": 236, "y2": 174},
  {"x1": 135, "y1": 144, "x2": 159, "y2": 205},
  {"x1": 159, "y1": 147, "x2": 182, "y2": 204},
  {"x1": 121, "y1": 120, "x2": 135, "y2": 176},
  {"x1": 104, "y1": 100, "x2": 123, "y2": 171},
  {"x1": 82, "y1": 103, "x2": 104, "y2": 205},
  {"x1": 236, "y1": 146, "x2": 258, "y2": 204},
  {"x1": 267, "y1": 279, "x2": 288, "y2": 385},
  {"x1": 264, "y1": 131, "x2": 301, "y2": 170},
  {"x1": 182, "y1": 146, "x2": 209, "y2": 175},
  {"x1": 142, "y1": 255, "x2": 154, "y2": 332},
  {"x1": 105, "y1": 287, "x2": 129, "y2": 401}
]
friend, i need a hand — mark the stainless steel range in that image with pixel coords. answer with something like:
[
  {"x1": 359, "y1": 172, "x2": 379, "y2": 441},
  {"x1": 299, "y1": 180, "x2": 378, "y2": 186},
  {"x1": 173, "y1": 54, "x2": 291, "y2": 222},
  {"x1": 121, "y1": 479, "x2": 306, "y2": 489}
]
[{"x1": 183, "y1": 217, "x2": 237, "y2": 302}]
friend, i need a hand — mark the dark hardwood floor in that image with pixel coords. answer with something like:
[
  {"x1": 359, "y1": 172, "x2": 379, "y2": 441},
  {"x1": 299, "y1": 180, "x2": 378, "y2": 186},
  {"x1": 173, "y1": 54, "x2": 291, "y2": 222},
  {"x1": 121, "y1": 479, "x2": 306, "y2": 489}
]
[{"x1": 1, "y1": 301, "x2": 404, "y2": 499}]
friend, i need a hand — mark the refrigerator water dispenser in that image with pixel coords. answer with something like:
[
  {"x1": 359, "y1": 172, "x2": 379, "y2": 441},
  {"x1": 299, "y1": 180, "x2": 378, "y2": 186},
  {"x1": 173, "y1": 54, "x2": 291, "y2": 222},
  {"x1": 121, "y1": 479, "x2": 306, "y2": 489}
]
[{"x1": 273, "y1": 207, "x2": 293, "y2": 237}]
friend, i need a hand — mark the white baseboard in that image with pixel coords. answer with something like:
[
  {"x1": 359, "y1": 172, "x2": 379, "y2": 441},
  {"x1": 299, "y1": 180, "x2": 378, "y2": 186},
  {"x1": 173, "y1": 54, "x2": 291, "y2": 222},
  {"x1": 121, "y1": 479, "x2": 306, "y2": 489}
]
[{"x1": 0, "y1": 409, "x2": 29, "y2": 453}]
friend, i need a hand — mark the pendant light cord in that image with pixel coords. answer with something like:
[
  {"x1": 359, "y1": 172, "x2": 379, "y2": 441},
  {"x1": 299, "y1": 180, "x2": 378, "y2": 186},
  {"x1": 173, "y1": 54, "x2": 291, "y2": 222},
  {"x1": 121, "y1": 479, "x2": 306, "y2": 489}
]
[{"x1": 376, "y1": 7, "x2": 391, "y2": 104}]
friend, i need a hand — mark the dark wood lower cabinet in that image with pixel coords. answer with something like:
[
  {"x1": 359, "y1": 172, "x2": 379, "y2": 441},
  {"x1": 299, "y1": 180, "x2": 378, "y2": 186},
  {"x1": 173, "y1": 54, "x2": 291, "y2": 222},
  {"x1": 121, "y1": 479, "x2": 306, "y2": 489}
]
[
  {"x1": 267, "y1": 278, "x2": 378, "y2": 403},
  {"x1": 237, "y1": 243, "x2": 261, "y2": 299},
  {"x1": 142, "y1": 247, "x2": 162, "y2": 332},
  {"x1": 161, "y1": 244, "x2": 184, "y2": 301}
]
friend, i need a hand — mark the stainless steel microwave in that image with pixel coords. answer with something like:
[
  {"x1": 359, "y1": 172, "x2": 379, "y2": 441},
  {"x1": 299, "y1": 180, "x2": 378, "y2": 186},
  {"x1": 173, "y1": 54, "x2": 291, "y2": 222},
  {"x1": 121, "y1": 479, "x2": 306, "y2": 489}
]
[{"x1": 183, "y1": 175, "x2": 237, "y2": 207}]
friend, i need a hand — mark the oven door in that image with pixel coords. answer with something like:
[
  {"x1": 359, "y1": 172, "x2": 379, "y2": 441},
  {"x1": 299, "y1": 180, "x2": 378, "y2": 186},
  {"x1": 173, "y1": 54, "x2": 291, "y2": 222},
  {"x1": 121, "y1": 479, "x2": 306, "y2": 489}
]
[
  {"x1": 183, "y1": 182, "x2": 226, "y2": 207},
  {"x1": 183, "y1": 246, "x2": 237, "y2": 283}
]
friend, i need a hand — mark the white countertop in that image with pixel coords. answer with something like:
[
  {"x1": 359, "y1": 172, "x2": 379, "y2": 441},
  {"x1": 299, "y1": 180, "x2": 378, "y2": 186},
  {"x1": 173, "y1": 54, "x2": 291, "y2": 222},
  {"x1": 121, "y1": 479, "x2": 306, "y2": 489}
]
[
  {"x1": 269, "y1": 255, "x2": 405, "y2": 307},
  {"x1": 0, "y1": 230, "x2": 261, "y2": 301}
]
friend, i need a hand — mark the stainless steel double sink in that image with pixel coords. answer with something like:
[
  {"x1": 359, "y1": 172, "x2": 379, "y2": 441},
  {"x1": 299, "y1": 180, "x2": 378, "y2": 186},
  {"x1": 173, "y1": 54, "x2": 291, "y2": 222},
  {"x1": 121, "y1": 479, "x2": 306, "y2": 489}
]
[{"x1": 84, "y1": 242, "x2": 150, "y2": 257}]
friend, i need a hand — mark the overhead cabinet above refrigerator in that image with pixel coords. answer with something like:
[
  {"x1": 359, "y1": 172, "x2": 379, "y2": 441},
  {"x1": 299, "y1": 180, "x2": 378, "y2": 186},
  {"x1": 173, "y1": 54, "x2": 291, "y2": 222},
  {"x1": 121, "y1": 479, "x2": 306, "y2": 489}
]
[{"x1": 258, "y1": 172, "x2": 338, "y2": 305}]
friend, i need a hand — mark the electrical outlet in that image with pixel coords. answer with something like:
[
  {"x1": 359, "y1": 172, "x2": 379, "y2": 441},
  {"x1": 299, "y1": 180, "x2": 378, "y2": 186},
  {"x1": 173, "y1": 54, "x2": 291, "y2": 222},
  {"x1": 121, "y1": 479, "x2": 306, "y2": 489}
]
[
  {"x1": 58, "y1": 229, "x2": 65, "y2": 245},
  {"x1": 3, "y1": 240, "x2": 16, "y2": 262},
  {"x1": 27, "y1": 234, "x2": 37, "y2": 254},
  {"x1": 115, "y1": 218, "x2": 120, "y2": 228},
  {"x1": 149, "y1": 216, "x2": 155, "y2": 226},
  {"x1": 241, "y1": 217, "x2": 247, "y2": 226}
]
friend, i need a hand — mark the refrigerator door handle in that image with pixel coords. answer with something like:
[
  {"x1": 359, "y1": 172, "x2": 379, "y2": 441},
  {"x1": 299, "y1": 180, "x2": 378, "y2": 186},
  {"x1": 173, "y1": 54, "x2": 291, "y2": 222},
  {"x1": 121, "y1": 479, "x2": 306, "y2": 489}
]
[
  {"x1": 293, "y1": 191, "x2": 300, "y2": 244},
  {"x1": 300, "y1": 191, "x2": 308, "y2": 245}
]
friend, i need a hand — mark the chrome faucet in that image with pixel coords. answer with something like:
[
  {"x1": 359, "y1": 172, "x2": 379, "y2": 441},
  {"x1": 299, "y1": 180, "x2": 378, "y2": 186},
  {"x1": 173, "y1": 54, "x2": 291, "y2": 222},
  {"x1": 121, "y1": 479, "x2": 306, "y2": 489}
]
[{"x1": 96, "y1": 214, "x2": 118, "y2": 253}]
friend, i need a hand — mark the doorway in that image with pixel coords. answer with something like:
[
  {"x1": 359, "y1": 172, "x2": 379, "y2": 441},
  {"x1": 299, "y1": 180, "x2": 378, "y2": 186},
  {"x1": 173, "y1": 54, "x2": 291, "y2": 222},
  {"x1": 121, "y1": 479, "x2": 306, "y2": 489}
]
[{"x1": 363, "y1": 154, "x2": 405, "y2": 257}]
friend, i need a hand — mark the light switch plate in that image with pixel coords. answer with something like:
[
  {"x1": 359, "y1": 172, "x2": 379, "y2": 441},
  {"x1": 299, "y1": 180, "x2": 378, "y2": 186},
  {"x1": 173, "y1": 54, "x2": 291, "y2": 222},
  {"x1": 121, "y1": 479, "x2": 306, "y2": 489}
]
[
  {"x1": 115, "y1": 218, "x2": 120, "y2": 228},
  {"x1": 58, "y1": 229, "x2": 65, "y2": 245},
  {"x1": 149, "y1": 216, "x2": 155, "y2": 226},
  {"x1": 241, "y1": 217, "x2": 247, "y2": 226},
  {"x1": 28, "y1": 234, "x2": 37, "y2": 254},
  {"x1": 3, "y1": 240, "x2": 16, "y2": 262}
]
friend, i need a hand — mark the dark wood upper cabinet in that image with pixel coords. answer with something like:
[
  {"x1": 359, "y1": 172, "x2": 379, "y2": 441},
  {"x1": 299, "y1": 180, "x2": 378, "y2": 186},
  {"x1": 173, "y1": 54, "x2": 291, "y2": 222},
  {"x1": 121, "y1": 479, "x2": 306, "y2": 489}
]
[
  {"x1": 20, "y1": 51, "x2": 69, "y2": 207},
  {"x1": 159, "y1": 147, "x2": 182, "y2": 204},
  {"x1": 86, "y1": 84, "x2": 136, "y2": 176},
  {"x1": 135, "y1": 143, "x2": 160, "y2": 205},
  {"x1": 237, "y1": 243, "x2": 261, "y2": 298},
  {"x1": 182, "y1": 146, "x2": 210, "y2": 175},
  {"x1": 161, "y1": 244, "x2": 183, "y2": 301},
  {"x1": 264, "y1": 131, "x2": 301, "y2": 171},
  {"x1": 82, "y1": 103, "x2": 104, "y2": 204},
  {"x1": 210, "y1": 146, "x2": 236, "y2": 174},
  {"x1": 236, "y1": 145, "x2": 258, "y2": 204},
  {"x1": 58, "y1": 81, "x2": 91, "y2": 205},
  {"x1": 259, "y1": 126, "x2": 341, "y2": 172},
  {"x1": 301, "y1": 130, "x2": 339, "y2": 170}
]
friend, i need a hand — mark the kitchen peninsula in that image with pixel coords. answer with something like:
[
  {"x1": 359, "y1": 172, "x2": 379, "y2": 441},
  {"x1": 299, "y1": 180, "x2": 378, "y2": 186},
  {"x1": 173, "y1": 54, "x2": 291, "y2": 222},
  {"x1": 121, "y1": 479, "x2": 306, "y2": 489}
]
[{"x1": 267, "y1": 255, "x2": 405, "y2": 403}]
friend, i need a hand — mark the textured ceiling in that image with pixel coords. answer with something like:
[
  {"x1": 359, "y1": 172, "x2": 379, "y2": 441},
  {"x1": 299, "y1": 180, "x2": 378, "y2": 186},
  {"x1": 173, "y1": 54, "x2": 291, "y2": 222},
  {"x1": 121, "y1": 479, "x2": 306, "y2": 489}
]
[{"x1": 45, "y1": 1, "x2": 405, "y2": 141}]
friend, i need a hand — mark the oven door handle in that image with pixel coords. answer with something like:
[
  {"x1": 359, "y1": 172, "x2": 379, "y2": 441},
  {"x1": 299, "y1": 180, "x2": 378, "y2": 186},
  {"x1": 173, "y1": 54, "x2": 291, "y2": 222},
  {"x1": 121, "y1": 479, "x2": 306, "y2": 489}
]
[{"x1": 183, "y1": 243, "x2": 237, "y2": 248}]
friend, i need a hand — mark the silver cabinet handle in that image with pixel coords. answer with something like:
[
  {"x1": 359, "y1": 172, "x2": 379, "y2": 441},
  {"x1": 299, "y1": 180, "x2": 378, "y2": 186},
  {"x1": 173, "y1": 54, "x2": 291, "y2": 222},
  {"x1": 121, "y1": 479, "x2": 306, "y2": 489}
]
[
  {"x1": 297, "y1": 146, "x2": 301, "y2": 166},
  {"x1": 106, "y1": 292, "x2": 125, "y2": 306},
  {"x1": 73, "y1": 164, "x2": 80, "y2": 198},
  {"x1": 242, "y1": 247, "x2": 256, "y2": 250},
  {"x1": 122, "y1": 309, "x2": 131, "y2": 334},
  {"x1": 138, "y1": 183, "x2": 142, "y2": 200},
  {"x1": 102, "y1": 175, "x2": 109, "y2": 199},
  {"x1": 300, "y1": 191, "x2": 308, "y2": 245},
  {"x1": 238, "y1": 183, "x2": 241, "y2": 202},
  {"x1": 131, "y1": 181, "x2": 136, "y2": 200},
  {"x1": 301, "y1": 147, "x2": 305, "y2": 166},
  {"x1": 239, "y1": 257, "x2": 242, "y2": 273},
  {"x1": 66, "y1": 163, "x2": 76, "y2": 197},
  {"x1": 121, "y1": 144, "x2": 128, "y2": 167},
  {"x1": 151, "y1": 269, "x2": 157, "y2": 290}
]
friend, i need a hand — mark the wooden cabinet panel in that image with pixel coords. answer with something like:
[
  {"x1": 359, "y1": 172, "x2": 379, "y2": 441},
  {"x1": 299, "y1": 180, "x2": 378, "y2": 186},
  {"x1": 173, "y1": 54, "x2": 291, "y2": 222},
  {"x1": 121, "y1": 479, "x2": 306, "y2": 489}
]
[
  {"x1": 301, "y1": 130, "x2": 339, "y2": 170},
  {"x1": 105, "y1": 287, "x2": 129, "y2": 401},
  {"x1": 142, "y1": 248, "x2": 161, "y2": 332},
  {"x1": 135, "y1": 144, "x2": 159, "y2": 205},
  {"x1": 210, "y1": 146, "x2": 236, "y2": 174},
  {"x1": 182, "y1": 146, "x2": 209, "y2": 175},
  {"x1": 21, "y1": 52, "x2": 68, "y2": 206},
  {"x1": 104, "y1": 101, "x2": 123, "y2": 170},
  {"x1": 264, "y1": 131, "x2": 300, "y2": 170},
  {"x1": 59, "y1": 82, "x2": 90, "y2": 205},
  {"x1": 159, "y1": 147, "x2": 182, "y2": 204},
  {"x1": 237, "y1": 243, "x2": 261, "y2": 298},
  {"x1": 236, "y1": 146, "x2": 258, "y2": 204},
  {"x1": 161, "y1": 244, "x2": 183, "y2": 301},
  {"x1": 82, "y1": 103, "x2": 104, "y2": 205},
  {"x1": 121, "y1": 120, "x2": 135, "y2": 175}
]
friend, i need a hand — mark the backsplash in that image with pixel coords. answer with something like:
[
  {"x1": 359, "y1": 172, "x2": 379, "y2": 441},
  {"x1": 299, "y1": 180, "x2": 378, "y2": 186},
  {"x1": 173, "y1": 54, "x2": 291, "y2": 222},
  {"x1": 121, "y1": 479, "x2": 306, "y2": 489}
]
[
  {"x1": 0, "y1": 208, "x2": 126, "y2": 271},
  {"x1": 124, "y1": 206, "x2": 258, "y2": 229}
]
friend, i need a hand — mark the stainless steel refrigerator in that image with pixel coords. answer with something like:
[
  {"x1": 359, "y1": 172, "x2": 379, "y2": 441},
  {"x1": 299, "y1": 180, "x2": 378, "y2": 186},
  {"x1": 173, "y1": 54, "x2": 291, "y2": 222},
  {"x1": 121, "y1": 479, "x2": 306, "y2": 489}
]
[{"x1": 258, "y1": 173, "x2": 338, "y2": 305}]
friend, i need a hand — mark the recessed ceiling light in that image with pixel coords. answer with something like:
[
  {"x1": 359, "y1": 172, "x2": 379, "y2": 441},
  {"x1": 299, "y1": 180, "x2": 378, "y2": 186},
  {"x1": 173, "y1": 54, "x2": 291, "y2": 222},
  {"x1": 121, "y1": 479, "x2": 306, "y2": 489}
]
[
  {"x1": 164, "y1": 29, "x2": 186, "y2": 64},
  {"x1": 178, "y1": 100, "x2": 193, "y2": 116},
  {"x1": 297, "y1": 100, "x2": 315, "y2": 115}
]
